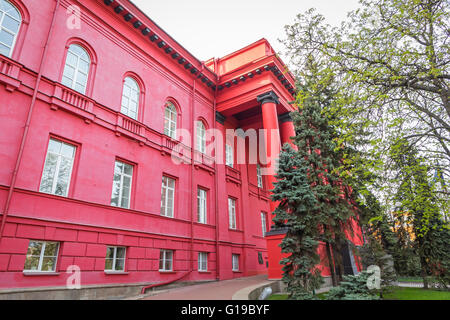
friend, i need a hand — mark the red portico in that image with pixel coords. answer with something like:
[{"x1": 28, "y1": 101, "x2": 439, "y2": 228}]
[{"x1": 0, "y1": 0, "x2": 362, "y2": 298}]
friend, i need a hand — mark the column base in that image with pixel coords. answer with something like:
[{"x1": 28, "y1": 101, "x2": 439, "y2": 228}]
[{"x1": 266, "y1": 228, "x2": 288, "y2": 280}]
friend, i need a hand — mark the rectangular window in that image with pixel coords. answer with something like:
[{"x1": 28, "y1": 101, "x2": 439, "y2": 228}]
[
  {"x1": 105, "y1": 246, "x2": 126, "y2": 272},
  {"x1": 261, "y1": 212, "x2": 267, "y2": 237},
  {"x1": 257, "y1": 164, "x2": 263, "y2": 188},
  {"x1": 228, "y1": 198, "x2": 237, "y2": 230},
  {"x1": 24, "y1": 241, "x2": 59, "y2": 272},
  {"x1": 232, "y1": 254, "x2": 239, "y2": 272},
  {"x1": 225, "y1": 144, "x2": 234, "y2": 168},
  {"x1": 110, "y1": 160, "x2": 133, "y2": 209},
  {"x1": 198, "y1": 252, "x2": 208, "y2": 272},
  {"x1": 161, "y1": 176, "x2": 176, "y2": 218},
  {"x1": 197, "y1": 188, "x2": 207, "y2": 224},
  {"x1": 39, "y1": 138, "x2": 76, "y2": 197},
  {"x1": 159, "y1": 249, "x2": 173, "y2": 272}
]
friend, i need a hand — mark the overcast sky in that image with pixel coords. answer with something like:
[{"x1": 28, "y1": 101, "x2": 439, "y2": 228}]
[{"x1": 131, "y1": 0, "x2": 361, "y2": 62}]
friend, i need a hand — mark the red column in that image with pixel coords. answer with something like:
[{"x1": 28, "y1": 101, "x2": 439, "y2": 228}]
[
  {"x1": 257, "y1": 91, "x2": 281, "y2": 224},
  {"x1": 278, "y1": 113, "x2": 297, "y2": 150}
]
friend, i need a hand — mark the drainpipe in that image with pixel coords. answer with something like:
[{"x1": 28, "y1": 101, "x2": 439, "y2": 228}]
[
  {"x1": 189, "y1": 65, "x2": 198, "y2": 280},
  {"x1": 212, "y1": 58, "x2": 220, "y2": 280},
  {"x1": 0, "y1": 0, "x2": 61, "y2": 240}
]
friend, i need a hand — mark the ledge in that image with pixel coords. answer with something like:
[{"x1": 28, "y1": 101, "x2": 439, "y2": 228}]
[
  {"x1": 232, "y1": 279, "x2": 277, "y2": 300},
  {"x1": 104, "y1": 271, "x2": 129, "y2": 275},
  {"x1": 22, "y1": 272, "x2": 60, "y2": 276}
]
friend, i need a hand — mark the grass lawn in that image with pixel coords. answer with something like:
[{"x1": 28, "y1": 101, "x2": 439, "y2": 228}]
[
  {"x1": 267, "y1": 294, "x2": 289, "y2": 300},
  {"x1": 267, "y1": 292, "x2": 328, "y2": 300},
  {"x1": 383, "y1": 287, "x2": 450, "y2": 300},
  {"x1": 268, "y1": 287, "x2": 450, "y2": 300},
  {"x1": 397, "y1": 277, "x2": 424, "y2": 283}
]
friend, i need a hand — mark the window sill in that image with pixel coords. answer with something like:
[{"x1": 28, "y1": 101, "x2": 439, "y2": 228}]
[
  {"x1": 23, "y1": 272, "x2": 60, "y2": 276},
  {"x1": 232, "y1": 270, "x2": 242, "y2": 273},
  {"x1": 104, "y1": 271, "x2": 129, "y2": 275},
  {"x1": 198, "y1": 271, "x2": 211, "y2": 274},
  {"x1": 158, "y1": 270, "x2": 176, "y2": 274}
]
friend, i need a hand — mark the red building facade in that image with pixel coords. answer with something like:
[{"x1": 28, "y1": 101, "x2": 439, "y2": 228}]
[{"x1": 0, "y1": 0, "x2": 362, "y2": 296}]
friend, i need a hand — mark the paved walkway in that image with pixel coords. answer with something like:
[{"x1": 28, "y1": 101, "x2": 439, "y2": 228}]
[{"x1": 137, "y1": 275, "x2": 273, "y2": 300}]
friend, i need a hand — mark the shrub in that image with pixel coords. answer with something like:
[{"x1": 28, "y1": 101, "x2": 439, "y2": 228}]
[{"x1": 326, "y1": 271, "x2": 380, "y2": 300}]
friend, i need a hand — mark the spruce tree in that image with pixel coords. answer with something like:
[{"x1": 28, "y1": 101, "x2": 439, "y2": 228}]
[
  {"x1": 272, "y1": 145, "x2": 323, "y2": 299},
  {"x1": 290, "y1": 60, "x2": 358, "y2": 285},
  {"x1": 271, "y1": 58, "x2": 360, "y2": 298}
]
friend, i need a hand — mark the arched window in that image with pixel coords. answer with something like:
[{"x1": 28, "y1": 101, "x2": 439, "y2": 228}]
[
  {"x1": 120, "y1": 77, "x2": 140, "y2": 120},
  {"x1": 62, "y1": 44, "x2": 91, "y2": 94},
  {"x1": 0, "y1": 0, "x2": 21, "y2": 58},
  {"x1": 164, "y1": 102, "x2": 177, "y2": 139},
  {"x1": 196, "y1": 120, "x2": 206, "y2": 154}
]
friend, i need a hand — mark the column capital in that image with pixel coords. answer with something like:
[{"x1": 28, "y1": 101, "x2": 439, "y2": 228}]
[
  {"x1": 215, "y1": 111, "x2": 226, "y2": 125},
  {"x1": 257, "y1": 91, "x2": 279, "y2": 105},
  {"x1": 278, "y1": 112, "x2": 293, "y2": 123}
]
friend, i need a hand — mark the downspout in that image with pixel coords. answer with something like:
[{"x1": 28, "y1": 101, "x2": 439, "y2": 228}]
[
  {"x1": 0, "y1": 0, "x2": 61, "y2": 240},
  {"x1": 141, "y1": 64, "x2": 201, "y2": 295},
  {"x1": 212, "y1": 58, "x2": 220, "y2": 280},
  {"x1": 189, "y1": 65, "x2": 199, "y2": 281}
]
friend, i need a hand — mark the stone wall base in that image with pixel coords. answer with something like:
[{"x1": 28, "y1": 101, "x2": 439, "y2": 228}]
[{"x1": 0, "y1": 280, "x2": 213, "y2": 300}]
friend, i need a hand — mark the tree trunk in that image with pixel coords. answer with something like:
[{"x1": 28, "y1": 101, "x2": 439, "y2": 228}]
[
  {"x1": 325, "y1": 241, "x2": 338, "y2": 286},
  {"x1": 420, "y1": 257, "x2": 429, "y2": 290}
]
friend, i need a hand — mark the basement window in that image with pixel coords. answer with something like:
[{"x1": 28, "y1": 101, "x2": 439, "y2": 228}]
[{"x1": 24, "y1": 241, "x2": 60, "y2": 272}]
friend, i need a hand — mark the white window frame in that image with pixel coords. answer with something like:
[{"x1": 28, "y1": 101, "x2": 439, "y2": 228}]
[
  {"x1": 61, "y1": 44, "x2": 91, "y2": 95},
  {"x1": 120, "y1": 77, "x2": 140, "y2": 120},
  {"x1": 0, "y1": 0, "x2": 21, "y2": 58},
  {"x1": 232, "y1": 254, "x2": 239, "y2": 272},
  {"x1": 161, "y1": 176, "x2": 175, "y2": 218},
  {"x1": 159, "y1": 249, "x2": 173, "y2": 272},
  {"x1": 225, "y1": 144, "x2": 234, "y2": 168},
  {"x1": 228, "y1": 197, "x2": 237, "y2": 230},
  {"x1": 261, "y1": 212, "x2": 267, "y2": 237},
  {"x1": 104, "y1": 246, "x2": 126, "y2": 272},
  {"x1": 197, "y1": 188, "x2": 207, "y2": 224},
  {"x1": 39, "y1": 138, "x2": 76, "y2": 197},
  {"x1": 164, "y1": 102, "x2": 177, "y2": 139},
  {"x1": 23, "y1": 241, "x2": 60, "y2": 273},
  {"x1": 196, "y1": 121, "x2": 206, "y2": 154},
  {"x1": 257, "y1": 164, "x2": 263, "y2": 188},
  {"x1": 110, "y1": 160, "x2": 133, "y2": 209},
  {"x1": 198, "y1": 252, "x2": 208, "y2": 272}
]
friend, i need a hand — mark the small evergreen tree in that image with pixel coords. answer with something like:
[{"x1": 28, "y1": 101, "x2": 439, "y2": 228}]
[
  {"x1": 325, "y1": 271, "x2": 380, "y2": 300},
  {"x1": 272, "y1": 145, "x2": 324, "y2": 299},
  {"x1": 357, "y1": 192, "x2": 398, "y2": 292}
]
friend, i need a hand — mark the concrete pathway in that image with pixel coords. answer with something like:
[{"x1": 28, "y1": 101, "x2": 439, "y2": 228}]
[{"x1": 138, "y1": 275, "x2": 273, "y2": 300}]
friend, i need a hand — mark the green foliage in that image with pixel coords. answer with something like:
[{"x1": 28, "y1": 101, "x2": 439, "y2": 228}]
[
  {"x1": 272, "y1": 58, "x2": 361, "y2": 299},
  {"x1": 389, "y1": 138, "x2": 450, "y2": 287},
  {"x1": 325, "y1": 271, "x2": 380, "y2": 300},
  {"x1": 281, "y1": 0, "x2": 449, "y2": 294},
  {"x1": 272, "y1": 145, "x2": 324, "y2": 300}
]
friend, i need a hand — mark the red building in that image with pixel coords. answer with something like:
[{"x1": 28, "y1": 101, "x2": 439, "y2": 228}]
[{"x1": 0, "y1": 0, "x2": 362, "y2": 298}]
